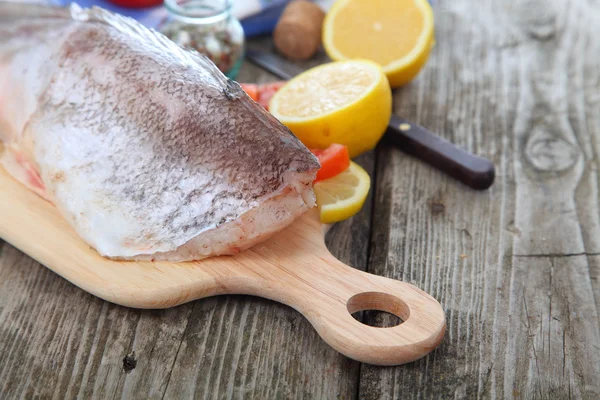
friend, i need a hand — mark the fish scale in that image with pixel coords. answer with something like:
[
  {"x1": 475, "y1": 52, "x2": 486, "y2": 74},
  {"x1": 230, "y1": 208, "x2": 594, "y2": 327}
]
[{"x1": 0, "y1": 2, "x2": 320, "y2": 261}]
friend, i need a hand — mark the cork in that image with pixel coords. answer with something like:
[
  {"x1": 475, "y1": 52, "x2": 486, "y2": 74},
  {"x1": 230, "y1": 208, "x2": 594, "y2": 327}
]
[{"x1": 273, "y1": 0, "x2": 326, "y2": 61}]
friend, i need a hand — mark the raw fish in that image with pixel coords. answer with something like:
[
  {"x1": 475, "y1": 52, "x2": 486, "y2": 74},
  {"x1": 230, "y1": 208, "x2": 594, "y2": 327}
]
[{"x1": 0, "y1": 3, "x2": 320, "y2": 261}]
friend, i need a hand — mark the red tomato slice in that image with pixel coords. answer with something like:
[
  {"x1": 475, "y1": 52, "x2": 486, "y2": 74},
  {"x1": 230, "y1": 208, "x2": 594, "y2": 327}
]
[
  {"x1": 310, "y1": 144, "x2": 350, "y2": 182},
  {"x1": 239, "y1": 81, "x2": 287, "y2": 110},
  {"x1": 258, "y1": 91, "x2": 274, "y2": 109},
  {"x1": 260, "y1": 82, "x2": 287, "y2": 94},
  {"x1": 239, "y1": 83, "x2": 259, "y2": 102},
  {"x1": 258, "y1": 81, "x2": 287, "y2": 110}
]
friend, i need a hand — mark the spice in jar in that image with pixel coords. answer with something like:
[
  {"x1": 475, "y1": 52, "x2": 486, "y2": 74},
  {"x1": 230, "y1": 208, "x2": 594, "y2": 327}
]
[{"x1": 159, "y1": 0, "x2": 245, "y2": 79}]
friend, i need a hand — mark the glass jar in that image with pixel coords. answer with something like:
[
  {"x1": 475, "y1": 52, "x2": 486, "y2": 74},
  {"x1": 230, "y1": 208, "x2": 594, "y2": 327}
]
[{"x1": 159, "y1": 0, "x2": 245, "y2": 79}]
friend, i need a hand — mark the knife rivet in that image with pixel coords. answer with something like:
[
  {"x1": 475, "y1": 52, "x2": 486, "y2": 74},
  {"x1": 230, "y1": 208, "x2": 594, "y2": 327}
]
[{"x1": 399, "y1": 123, "x2": 411, "y2": 132}]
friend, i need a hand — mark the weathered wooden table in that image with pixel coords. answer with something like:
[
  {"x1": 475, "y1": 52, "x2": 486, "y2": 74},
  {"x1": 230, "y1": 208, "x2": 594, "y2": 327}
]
[{"x1": 2, "y1": 0, "x2": 600, "y2": 398}]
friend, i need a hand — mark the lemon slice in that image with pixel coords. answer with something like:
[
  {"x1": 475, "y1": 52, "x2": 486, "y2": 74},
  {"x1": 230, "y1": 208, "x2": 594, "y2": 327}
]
[
  {"x1": 323, "y1": 0, "x2": 434, "y2": 88},
  {"x1": 269, "y1": 60, "x2": 391, "y2": 158},
  {"x1": 313, "y1": 161, "x2": 371, "y2": 224}
]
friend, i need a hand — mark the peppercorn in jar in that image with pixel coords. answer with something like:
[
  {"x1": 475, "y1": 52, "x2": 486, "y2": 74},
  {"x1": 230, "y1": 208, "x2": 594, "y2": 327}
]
[{"x1": 159, "y1": 0, "x2": 245, "y2": 79}]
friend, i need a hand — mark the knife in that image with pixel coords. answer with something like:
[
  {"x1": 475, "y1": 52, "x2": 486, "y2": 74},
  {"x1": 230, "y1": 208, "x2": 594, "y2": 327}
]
[{"x1": 245, "y1": 48, "x2": 495, "y2": 190}]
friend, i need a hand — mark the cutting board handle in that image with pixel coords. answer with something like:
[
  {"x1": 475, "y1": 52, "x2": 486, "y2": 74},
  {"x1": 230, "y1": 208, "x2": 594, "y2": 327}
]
[
  {"x1": 232, "y1": 214, "x2": 446, "y2": 366},
  {"x1": 260, "y1": 255, "x2": 446, "y2": 366}
]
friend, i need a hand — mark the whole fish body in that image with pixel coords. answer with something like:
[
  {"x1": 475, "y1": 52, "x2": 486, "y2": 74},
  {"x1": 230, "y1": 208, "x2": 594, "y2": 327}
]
[{"x1": 0, "y1": 3, "x2": 320, "y2": 261}]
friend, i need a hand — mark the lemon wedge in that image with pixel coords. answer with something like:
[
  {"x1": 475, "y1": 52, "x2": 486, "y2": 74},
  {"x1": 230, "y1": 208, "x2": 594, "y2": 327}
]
[
  {"x1": 323, "y1": 0, "x2": 434, "y2": 88},
  {"x1": 313, "y1": 161, "x2": 371, "y2": 224},
  {"x1": 269, "y1": 60, "x2": 391, "y2": 158}
]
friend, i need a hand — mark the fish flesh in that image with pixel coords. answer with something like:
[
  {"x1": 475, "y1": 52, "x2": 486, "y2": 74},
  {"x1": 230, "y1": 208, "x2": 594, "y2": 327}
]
[
  {"x1": 0, "y1": 2, "x2": 320, "y2": 261},
  {"x1": 0, "y1": 3, "x2": 320, "y2": 261}
]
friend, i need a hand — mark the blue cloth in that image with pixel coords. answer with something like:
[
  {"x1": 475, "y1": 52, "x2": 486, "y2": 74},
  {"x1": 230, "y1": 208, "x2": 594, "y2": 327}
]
[
  {"x1": 52, "y1": 0, "x2": 293, "y2": 37},
  {"x1": 51, "y1": 0, "x2": 433, "y2": 37}
]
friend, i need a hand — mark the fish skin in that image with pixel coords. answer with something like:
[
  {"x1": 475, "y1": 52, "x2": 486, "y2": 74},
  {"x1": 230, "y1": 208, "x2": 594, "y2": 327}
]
[{"x1": 0, "y1": 3, "x2": 320, "y2": 261}]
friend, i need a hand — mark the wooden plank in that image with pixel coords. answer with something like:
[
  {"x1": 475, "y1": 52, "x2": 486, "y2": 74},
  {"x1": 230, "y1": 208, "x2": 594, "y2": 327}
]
[
  {"x1": 0, "y1": 241, "x2": 193, "y2": 399},
  {"x1": 0, "y1": 58, "x2": 372, "y2": 399},
  {"x1": 359, "y1": 0, "x2": 600, "y2": 398},
  {"x1": 3, "y1": 0, "x2": 600, "y2": 396},
  {"x1": 0, "y1": 180, "x2": 372, "y2": 399}
]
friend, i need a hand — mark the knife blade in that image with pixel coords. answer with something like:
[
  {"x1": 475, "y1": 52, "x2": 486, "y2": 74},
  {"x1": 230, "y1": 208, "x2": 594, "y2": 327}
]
[{"x1": 245, "y1": 48, "x2": 495, "y2": 190}]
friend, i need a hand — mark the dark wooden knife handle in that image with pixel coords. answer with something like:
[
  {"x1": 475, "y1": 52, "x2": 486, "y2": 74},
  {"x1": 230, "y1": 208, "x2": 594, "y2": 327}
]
[{"x1": 384, "y1": 115, "x2": 495, "y2": 190}]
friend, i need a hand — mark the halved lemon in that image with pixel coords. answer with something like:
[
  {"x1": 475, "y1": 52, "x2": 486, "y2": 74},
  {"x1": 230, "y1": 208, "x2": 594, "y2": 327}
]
[
  {"x1": 269, "y1": 60, "x2": 391, "y2": 158},
  {"x1": 323, "y1": 0, "x2": 435, "y2": 88},
  {"x1": 313, "y1": 161, "x2": 371, "y2": 224}
]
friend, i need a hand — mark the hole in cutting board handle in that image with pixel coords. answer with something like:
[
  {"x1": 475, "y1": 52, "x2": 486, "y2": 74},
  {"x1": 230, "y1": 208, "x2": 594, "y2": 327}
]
[
  {"x1": 346, "y1": 292, "x2": 410, "y2": 329},
  {"x1": 351, "y1": 310, "x2": 403, "y2": 328}
]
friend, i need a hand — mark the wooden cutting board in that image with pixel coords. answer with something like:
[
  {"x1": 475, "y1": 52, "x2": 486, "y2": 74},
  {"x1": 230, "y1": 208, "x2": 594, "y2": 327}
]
[{"x1": 0, "y1": 167, "x2": 445, "y2": 366}]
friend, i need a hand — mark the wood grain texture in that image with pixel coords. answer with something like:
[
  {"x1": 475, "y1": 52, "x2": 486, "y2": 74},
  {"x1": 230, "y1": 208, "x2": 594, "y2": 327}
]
[
  {"x1": 0, "y1": 54, "x2": 374, "y2": 399},
  {"x1": 2, "y1": 0, "x2": 600, "y2": 397},
  {"x1": 0, "y1": 145, "x2": 438, "y2": 396},
  {"x1": 0, "y1": 167, "x2": 375, "y2": 399},
  {"x1": 0, "y1": 155, "x2": 445, "y2": 365},
  {"x1": 359, "y1": 0, "x2": 600, "y2": 398}
]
